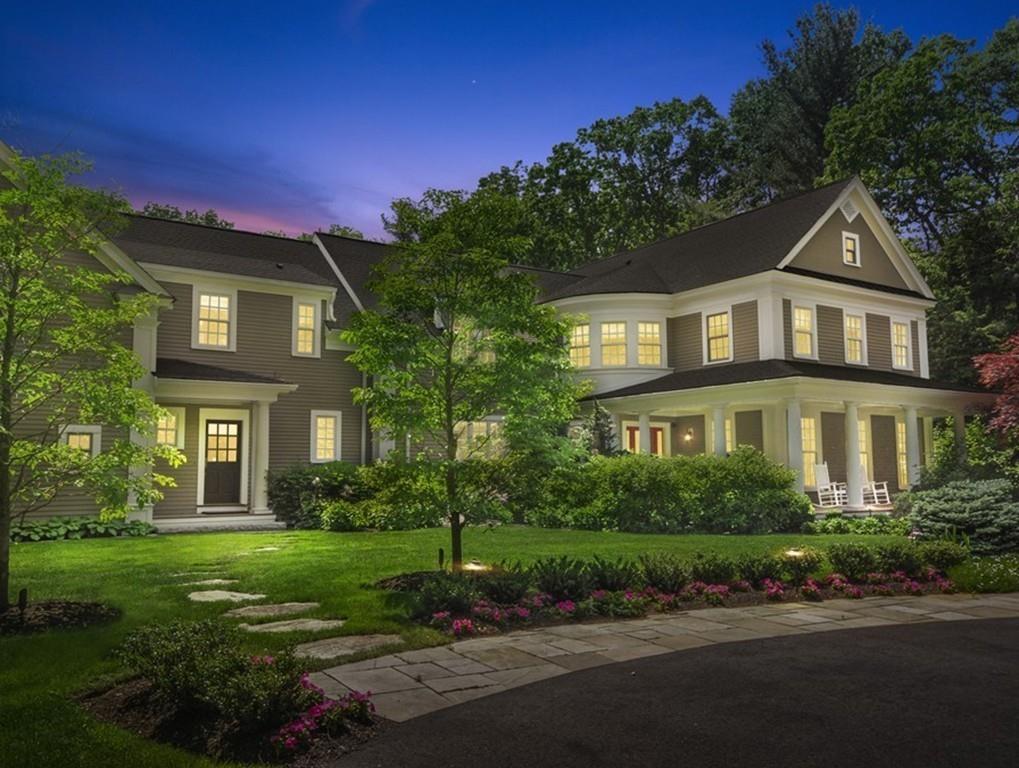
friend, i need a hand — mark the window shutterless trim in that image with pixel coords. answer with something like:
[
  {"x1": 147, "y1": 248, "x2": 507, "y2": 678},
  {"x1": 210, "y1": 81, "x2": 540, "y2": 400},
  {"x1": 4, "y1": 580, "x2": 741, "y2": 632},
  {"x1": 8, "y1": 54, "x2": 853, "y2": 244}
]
[
  {"x1": 191, "y1": 284, "x2": 237, "y2": 351},
  {"x1": 61, "y1": 424, "x2": 102, "y2": 457},
  {"x1": 702, "y1": 307, "x2": 733, "y2": 365},
  {"x1": 310, "y1": 410, "x2": 342, "y2": 463},
  {"x1": 842, "y1": 231, "x2": 861, "y2": 267},
  {"x1": 791, "y1": 303, "x2": 818, "y2": 360},
  {"x1": 156, "y1": 406, "x2": 186, "y2": 449},
  {"x1": 292, "y1": 298, "x2": 322, "y2": 358},
  {"x1": 890, "y1": 317, "x2": 913, "y2": 370}
]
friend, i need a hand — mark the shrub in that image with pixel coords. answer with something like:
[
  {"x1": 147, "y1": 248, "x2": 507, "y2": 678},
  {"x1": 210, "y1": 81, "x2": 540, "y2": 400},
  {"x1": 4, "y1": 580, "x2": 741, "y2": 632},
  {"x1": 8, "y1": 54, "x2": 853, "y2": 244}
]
[
  {"x1": 529, "y1": 556, "x2": 591, "y2": 601},
  {"x1": 806, "y1": 514, "x2": 911, "y2": 536},
  {"x1": 689, "y1": 552, "x2": 737, "y2": 584},
  {"x1": 417, "y1": 572, "x2": 482, "y2": 616},
  {"x1": 874, "y1": 541, "x2": 922, "y2": 575},
  {"x1": 204, "y1": 652, "x2": 314, "y2": 733},
  {"x1": 918, "y1": 540, "x2": 969, "y2": 571},
  {"x1": 472, "y1": 565, "x2": 532, "y2": 604},
  {"x1": 779, "y1": 547, "x2": 823, "y2": 585},
  {"x1": 267, "y1": 462, "x2": 360, "y2": 529},
  {"x1": 638, "y1": 552, "x2": 690, "y2": 593},
  {"x1": 735, "y1": 552, "x2": 784, "y2": 587},
  {"x1": 826, "y1": 543, "x2": 879, "y2": 582},
  {"x1": 10, "y1": 516, "x2": 156, "y2": 542},
  {"x1": 585, "y1": 555, "x2": 639, "y2": 591},
  {"x1": 905, "y1": 479, "x2": 1019, "y2": 554}
]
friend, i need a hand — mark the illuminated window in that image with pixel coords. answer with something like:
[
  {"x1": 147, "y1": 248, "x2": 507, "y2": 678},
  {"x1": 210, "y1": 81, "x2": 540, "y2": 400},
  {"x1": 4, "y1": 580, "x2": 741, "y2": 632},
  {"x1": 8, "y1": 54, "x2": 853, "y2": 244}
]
[
  {"x1": 206, "y1": 421, "x2": 239, "y2": 463},
  {"x1": 196, "y1": 292, "x2": 232, "y2": 348},
  {"x1": 310, "y1": 411, "x2": 341, "y2": 462},
  {"x1": 637, "y1": 322, "x2": 661, "y2": 366},
  {"x1": 294, "y1": 301, "x2": 318, "y2": 356},
  {"x1": 67, "y1": 432, "x2": 93, "y2": 453},
  {"x1": 845, "y1": 314, "x2": 864, "y2": 363},
  {"x1": 793, "y1": 306, "x2": 815, "y2": 358},
  {"x1": 724, "y1": 418, "x2": 733, "y2": 453},
  {"x1": 896, "y1": 420, "x2": 908, "y2": 488},
  {"x1": 156, "y1": 407, "x2": 185, "y2": 448},
  {"x1": 858, "y1": 418, "x2": 869, "y2": 477},
  {"x1": 569, "y1": 324, "x2": 591, "y2": 368},
  {"x1": 456, "y1": 420, "x2": 504, "y2": 459},
  {"x1": 892, "y1": 321, "x2": 911, "y2": 369},
  {"x1": 601, "y1": 322, "x2": 627, "y2": 367},
  {"x1": 801, "y1": 417, "x2": 817, "y2": 488},
  {"x1": 63, "y1": 425, "x2": 100, "y2": 457},
  {"x1": 843, "y1": 232, "x2": 860, "y2": 266},
  {"x1": 705, "y1": 312, "x2": 730, "y2": 362}
]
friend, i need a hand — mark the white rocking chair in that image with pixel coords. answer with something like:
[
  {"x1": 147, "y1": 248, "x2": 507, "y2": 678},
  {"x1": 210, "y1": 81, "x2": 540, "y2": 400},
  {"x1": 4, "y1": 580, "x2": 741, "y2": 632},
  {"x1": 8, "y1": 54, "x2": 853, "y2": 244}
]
[
  {"x1": 860, "y1": 464, "x2": 891, "y2": 506},
  {"x1": 815, "y1": 463, "x2": 847, "y2": 508}
]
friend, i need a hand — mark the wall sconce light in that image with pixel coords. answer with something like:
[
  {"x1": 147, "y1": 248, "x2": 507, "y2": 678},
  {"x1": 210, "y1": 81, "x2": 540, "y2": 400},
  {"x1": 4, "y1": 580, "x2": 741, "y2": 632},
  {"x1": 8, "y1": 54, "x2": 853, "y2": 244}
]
[{"x1": 683, "y1": 428, "x2": 694, "y2": 443}]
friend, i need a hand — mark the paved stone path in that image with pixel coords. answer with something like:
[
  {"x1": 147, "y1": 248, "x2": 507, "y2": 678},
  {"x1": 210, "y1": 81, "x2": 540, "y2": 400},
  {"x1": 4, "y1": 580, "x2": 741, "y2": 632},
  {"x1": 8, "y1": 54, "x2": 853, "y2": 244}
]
[
  {"x1": 225, "y1": 602, "x2": 320, "y2": 618},
  {"x1": 187, "y1": 589, "x2": 266, "y2": 602},
  {"x1": 310, "y1": 591, "x2": 1019, "y2": 723},
  {"x1": 296, "y1": 633, "x2": 403, "y2": 660}
]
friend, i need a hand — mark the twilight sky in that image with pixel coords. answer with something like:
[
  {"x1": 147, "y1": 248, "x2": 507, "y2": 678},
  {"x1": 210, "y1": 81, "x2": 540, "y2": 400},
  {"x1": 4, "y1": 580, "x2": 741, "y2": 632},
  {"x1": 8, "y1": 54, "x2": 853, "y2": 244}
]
[{"x1": 0, "y1": 1, "x2": 1011, "y2": 238}]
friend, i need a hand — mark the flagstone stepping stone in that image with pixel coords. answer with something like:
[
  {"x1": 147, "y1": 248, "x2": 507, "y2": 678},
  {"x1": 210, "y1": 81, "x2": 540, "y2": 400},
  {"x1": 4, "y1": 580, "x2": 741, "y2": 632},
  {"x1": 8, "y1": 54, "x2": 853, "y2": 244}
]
[
  {"x1": 187, "y1": 590, "x2": 265, "y2": 603},
  {"x1": 182, "y1": 578, "x2": 237, "y2": 586},
  {"x1": 253, "y1": 546, "x2": 280, "y2": 552},
  {"x1": 224, "y1": 601, "x2": 320, "y2": 618},
  {"x1": 295, "y1": 633, "x2": 402, "y2": 660},
  {"x1": 239, "y1": 618, "x2": 347, "y2": 634}
]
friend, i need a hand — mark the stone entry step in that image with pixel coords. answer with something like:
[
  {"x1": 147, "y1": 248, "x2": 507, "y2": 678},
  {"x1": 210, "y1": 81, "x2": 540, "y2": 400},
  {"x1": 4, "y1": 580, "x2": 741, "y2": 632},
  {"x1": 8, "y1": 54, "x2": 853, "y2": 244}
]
[{"x1": 295, "y1": 633, "x2": 403, "y2": 660}]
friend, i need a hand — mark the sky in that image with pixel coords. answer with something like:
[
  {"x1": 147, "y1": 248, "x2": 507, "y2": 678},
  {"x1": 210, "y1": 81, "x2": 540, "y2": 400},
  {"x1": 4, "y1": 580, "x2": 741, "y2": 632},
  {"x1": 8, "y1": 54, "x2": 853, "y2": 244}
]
[{"x1": 1, "y1": 1, "x2": 1013, "y2": 239}]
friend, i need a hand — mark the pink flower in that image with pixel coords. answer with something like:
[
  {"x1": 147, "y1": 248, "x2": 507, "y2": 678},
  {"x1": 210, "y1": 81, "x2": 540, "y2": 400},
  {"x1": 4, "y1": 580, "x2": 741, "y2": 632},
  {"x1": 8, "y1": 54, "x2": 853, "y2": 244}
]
[{"x1": 556, "y1": 600, "x2": 577, "y2": 614}]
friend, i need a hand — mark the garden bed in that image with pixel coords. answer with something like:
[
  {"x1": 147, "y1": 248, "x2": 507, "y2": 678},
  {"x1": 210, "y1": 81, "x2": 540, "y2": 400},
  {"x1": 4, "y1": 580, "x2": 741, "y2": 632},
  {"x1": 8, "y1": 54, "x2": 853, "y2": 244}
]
[{"x1": 0, "y1": 600, "x2": 120, "y2": 636}]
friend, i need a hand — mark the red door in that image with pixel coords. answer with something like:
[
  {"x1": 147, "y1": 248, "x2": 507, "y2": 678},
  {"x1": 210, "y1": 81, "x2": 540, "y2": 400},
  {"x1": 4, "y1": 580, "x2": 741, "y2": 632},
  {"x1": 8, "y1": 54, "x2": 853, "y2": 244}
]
[{"x1": 626, "y1": 425, "x2": 665, "y2": 455}]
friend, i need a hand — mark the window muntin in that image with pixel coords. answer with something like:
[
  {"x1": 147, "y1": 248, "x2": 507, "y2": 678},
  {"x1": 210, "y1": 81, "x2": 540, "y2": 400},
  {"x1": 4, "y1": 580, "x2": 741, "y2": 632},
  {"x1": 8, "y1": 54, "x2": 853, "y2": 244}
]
[
  {"x1": 569, "y1": 324, "x2": 591, "y2": 368},
  {"x1": 295, "y1": 301, "x2": 318, "y2": 356},
  {"x1": 843, "y1": 232, "x2": 861, "y2": 266},
  {"x1": 197, "y1": 292, "x2": 232, "y2": 348},
  {"x1": 311, "y1": 411, "x2": 341, "y2": 463},
  {"x1": 455, "y1": 420, "x2": 504, "y2": 459},
  {"x1": 892, "y1": 321, "x2": 911, "y2": 369},
  {"x1": 67, "y1": 432, "x2": 93, "y2": 453},
  {"x1": 156, "y1": 407, "x2": 186, "y2": 448},
  {"x1": 637, "y1": 322, "x2": 661, "y2": 366},
  {"x1": 801, "y1": 417, "x2": 817, "y2": 488},
  {"x1": 896, "y1": 420, "x2": 908, "y2": 488},
  {"x1": 705, "y1": 312, "x2": 730, "y2": 363},
  {"x1": 206, "y1": 421, "x2": 239, "y2": 463},
  {"x1": 793, "y1": 306, "x2": 815, "y2": 358},
  {"x1": 63, "y1": 425, "x2": 101, "y2": 457},
  {"x1": 845, "y1": 314, "x2": 864, "y2": 364},
  {"x1": 600, "y1": 322, "x2": 627, "y2": 367}
]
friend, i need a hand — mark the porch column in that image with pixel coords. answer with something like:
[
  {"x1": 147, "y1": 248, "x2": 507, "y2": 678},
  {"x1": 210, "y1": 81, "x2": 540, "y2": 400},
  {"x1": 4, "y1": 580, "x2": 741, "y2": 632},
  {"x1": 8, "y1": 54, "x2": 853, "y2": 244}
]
[
  {"x1": 251, "y1": 400, "x2": 271, "y2": 514},
  {"x1": 904, "y1": 406, "x2": 921, "y2": 488},
  {"x1": 712, "y1": 405, "x2": 726, "y2": 456},
  {"x1": 785, "y1": 398, "x2": 803, "y2": 492},
  {"x1": 844, "y1": 402, "x2": 864, "y2": 508},
  {"x1": 953, "y1": 410, "x2": 967, "y2": 461},
  {"x1": 638, "y1": 413, "x2": 651, "y2": 454}
]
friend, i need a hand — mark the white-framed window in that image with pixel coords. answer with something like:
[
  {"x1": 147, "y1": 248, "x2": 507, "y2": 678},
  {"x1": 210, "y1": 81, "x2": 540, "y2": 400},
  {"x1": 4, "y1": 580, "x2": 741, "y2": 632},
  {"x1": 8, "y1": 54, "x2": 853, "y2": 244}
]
[
  {"x1": 801, "y1": 417, "x2": 817, "y2": 488},
  {"x1": 310, "y1": 410, "x2": 341, "y2": 463},
  {"x1": 192, "y1": 286, "x2": 237, "y2": 351},
  {"x1": 892, "y1": 320, "x2": 912, "y2": 370},
  {"x1": 705, "y1": 310, "x2": 732, "y2": 363},
  {"x1": 156, "y1": 406, "x2": 186, "y2": 449},
  {"x1": 62, "y1": 424, "x2": 101, "y2": 457},
  {"x1": 637, "y1": 321, "x2": 662, "y2": 366},
  {"x1": 600, "y1": 322, "x2": 627, "y2": 367},
  {"x1": 724, "y1": 418, "x2": 734, "y2": 453},
  {"x1": 455, "y1": 419, "x2": 504, "y2": 459},
  {"x1": 845, "y1": 313, "x2": 866, "y2": 364},
  {"x1": 792, "y1": 305, "x2": 816, "y2": 359},
  {"x1": 842, "y1": 231, "x2": 861, "y2": 267},
  {"x1": 896, "y1": 420, "x2": 908, "y2": 488},
  {"x1": 569, "y1": 323, "x2": 591, "y2": 368},
  {"x1": 293, "y1": 299, "x2": 321, "y2": 357}
]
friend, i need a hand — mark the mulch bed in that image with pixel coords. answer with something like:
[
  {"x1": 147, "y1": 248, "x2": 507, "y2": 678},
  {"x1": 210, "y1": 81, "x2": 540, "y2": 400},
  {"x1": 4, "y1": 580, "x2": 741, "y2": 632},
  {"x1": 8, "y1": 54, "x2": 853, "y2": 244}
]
[
  {"x1": 0, "y1": 600, "x2": 120, "y2": 636},
  {"x1": 80, "y1": 678, "x2": 386, "y2": 765}
]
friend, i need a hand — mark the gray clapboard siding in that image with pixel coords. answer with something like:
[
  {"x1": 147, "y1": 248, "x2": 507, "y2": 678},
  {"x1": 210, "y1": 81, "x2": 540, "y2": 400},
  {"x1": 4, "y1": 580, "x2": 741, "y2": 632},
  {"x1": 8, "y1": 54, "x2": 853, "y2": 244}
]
[
  {"x1": 816, "y1": 305, "x2": 844, "y2": 365},
  {"x1": 870, "y1": 415, "x2": 900, "y2": 491},
  {"x1": 667, "y1": 312, "x2": 702, "y2": 370},
  {"x1": 732, "y1": 301, "x2": 759, "y2": 363},
  {"x1": 734, "y1": 410, "x2": 763, "y2": 452},
  {"x1": 866, "y1": 313, "x2": 893, "y2": 370},
  {"x1": 820, "y1": 412, "x2": 846, "y2": 482}
]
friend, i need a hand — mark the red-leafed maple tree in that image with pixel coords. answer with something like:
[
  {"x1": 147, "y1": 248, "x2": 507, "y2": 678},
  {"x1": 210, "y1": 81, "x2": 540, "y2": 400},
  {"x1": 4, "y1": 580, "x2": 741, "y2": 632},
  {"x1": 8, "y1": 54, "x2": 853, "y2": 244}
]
[{"x1": 974, "y1": 331, "x2": 1019, "y2": 434}]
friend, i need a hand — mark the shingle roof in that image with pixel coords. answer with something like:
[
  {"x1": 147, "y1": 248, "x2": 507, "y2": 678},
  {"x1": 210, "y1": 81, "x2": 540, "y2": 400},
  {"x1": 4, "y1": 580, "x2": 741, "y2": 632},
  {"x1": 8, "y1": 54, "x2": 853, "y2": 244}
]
[
  {"x1": 539, "y1": 178, "x2": 856, "y2": 301},
  {"x1": 589, "y1": 359, "x2": 988, "y2": 400},
  {"x1": 155, "y1": 358, "x2": 290, "y2": 384},
  {"x1": 313, "y1": 232, "x2": 392, "y2": 325}
]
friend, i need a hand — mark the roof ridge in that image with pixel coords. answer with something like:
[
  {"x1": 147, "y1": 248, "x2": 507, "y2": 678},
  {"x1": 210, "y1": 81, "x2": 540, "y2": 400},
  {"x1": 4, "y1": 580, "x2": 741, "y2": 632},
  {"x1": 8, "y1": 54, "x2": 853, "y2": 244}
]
[
  {"x1": 124, "y1": 211, "x2": 319, "y2": 245},
  {"x1": 315, "y1": 231, "x2": 390, "y2": 247}
]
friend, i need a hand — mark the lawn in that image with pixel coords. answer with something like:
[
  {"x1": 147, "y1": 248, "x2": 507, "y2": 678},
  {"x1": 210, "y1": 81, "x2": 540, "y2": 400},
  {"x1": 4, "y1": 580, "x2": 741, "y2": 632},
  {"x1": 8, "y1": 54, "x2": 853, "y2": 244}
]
[{"x1": 2, "y1": 526, "x2": 906, "y2": 768}]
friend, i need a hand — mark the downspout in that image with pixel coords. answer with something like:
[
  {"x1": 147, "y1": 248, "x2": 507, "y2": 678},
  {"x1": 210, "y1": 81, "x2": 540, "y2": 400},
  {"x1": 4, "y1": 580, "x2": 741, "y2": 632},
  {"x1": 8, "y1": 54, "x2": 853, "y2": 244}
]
[{"x1": 360, "y1": 372, "x2": 368, "y2": 465}]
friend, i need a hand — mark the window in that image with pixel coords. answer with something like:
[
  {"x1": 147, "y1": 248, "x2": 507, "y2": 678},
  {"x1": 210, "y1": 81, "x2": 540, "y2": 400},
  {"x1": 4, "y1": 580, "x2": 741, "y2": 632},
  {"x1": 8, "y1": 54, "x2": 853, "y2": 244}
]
[
  {"x1": 310, "y1": 411, "x2": 341, "y2": 463},
  {"x1": 569, "y1": 324, "x2": 591, "y2": 368},
  {"x1": 793, "y1": 306, "x2": 815, "y2": 358},
  {"x1": 637, "y1": 322, "x2": 661, "y2": 366},
  {"x1": 896, "y1": 420, "x2": 908, "y2": 488},
  {"x1": 845, "y1": 314, "x2": 865, "y2": 364},
  {"x1": 843, "y1": 232, "x2": 861, "y2": 266},
  {"x1": 858, "y1": 418, "x2": 870, "y2": 478},
  {"x1": 705, "y1": 312, "x2": 731, "y2": 363},
  {"x1": 456, "y1": 420, "x2": 504, "y2": 459},
  {"x1": 601, "y1": 322, "x2": 627, "y2": 367},
  {"x1": 293, "y1": 300, "x2": 320, "y2": 357},
  {"x1": 206, "y1": 421, "x2": 238, "y2": 463},
  {"x1": 62, "y1": 425, "x2": 101, "y2": 457},
  {"x1": 156, "y1": 407, "x2": 186, "y2": 449},
  {"x1": 192, "y1": 287, "x2": 236, "y2": 350},
  {"x1": 892, "y1": 321, "x2": 912, "y2": 369},
  {"x1": 801, "y1": 417, "x2": 817, "y2": 488},
  {"x1": 724, "y1": 418, "x2": 734, "y2": 453}
]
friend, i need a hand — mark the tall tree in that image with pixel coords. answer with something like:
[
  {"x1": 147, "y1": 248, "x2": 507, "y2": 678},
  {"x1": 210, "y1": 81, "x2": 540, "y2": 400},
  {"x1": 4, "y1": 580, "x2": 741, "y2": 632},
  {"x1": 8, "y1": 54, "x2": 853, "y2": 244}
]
[
  {"x1": 140, "y1": 202, "x2": 234, "y2": 229},
  {"x1": 345, "y1": 190, "x2": 581, "y2": 567},
  {"x1": 1, "y1": 152, "x2": 184, "y2": 608}
]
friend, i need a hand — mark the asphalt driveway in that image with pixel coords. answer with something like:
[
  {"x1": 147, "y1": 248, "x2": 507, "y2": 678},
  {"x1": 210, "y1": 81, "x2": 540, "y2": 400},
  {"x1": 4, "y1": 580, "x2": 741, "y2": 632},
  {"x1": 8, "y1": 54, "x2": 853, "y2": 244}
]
[{"x1": 340, "y1": 618, "x2": 1019, "y2": 768}]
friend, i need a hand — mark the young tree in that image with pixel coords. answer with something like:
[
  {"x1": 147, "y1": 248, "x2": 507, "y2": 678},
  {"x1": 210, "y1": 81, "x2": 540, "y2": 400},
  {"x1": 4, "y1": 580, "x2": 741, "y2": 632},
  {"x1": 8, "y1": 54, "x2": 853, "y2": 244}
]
[
  {"x1": 975, "y1": 331, "x2": 1019, "y2": 435},
  {"x1": 1, "y1": 151, "x2": 184, "y2": 608},
  {"x1": 344, "y1": 190, "x2": 582, "y2": 567}
]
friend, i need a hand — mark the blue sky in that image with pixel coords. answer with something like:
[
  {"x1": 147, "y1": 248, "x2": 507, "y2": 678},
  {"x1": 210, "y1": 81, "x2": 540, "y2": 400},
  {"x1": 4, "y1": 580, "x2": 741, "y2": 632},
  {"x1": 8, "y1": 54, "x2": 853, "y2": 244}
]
[{"x1": 1, "y1": 1, "x2": 1012, "y2": 237}]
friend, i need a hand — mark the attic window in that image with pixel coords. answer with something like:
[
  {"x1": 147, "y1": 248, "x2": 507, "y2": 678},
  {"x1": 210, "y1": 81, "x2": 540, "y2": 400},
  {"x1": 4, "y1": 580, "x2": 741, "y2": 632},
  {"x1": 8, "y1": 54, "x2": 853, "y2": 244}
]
[{"x1": 842, "y1": 232, "x2": 861, "y2": 267}]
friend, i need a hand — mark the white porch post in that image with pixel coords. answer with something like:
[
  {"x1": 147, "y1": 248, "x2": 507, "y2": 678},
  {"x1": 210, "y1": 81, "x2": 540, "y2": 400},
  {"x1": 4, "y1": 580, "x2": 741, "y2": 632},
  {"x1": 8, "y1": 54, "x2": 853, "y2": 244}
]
[
  {"x1": 786, "y1": 398, "x2": 804, "y2": 493},
  {"x1": 712, "y1": 405, "x2": 726, "y2": 456},
  {"x1": 251, "y1": 400, "x2": 271, "y2": 514},
  {"x1": 844, "y1": 401, "x2": 864, "y2": 509},
  {"x1": 953, "y1": 410, "x2": 967, "y2": 461},
  {"x1": 638, "y1": 413, "x2": 651, "y2": 454},
  {"x1": 904, "y1": 406, "x2": 921, "y2": 488}
]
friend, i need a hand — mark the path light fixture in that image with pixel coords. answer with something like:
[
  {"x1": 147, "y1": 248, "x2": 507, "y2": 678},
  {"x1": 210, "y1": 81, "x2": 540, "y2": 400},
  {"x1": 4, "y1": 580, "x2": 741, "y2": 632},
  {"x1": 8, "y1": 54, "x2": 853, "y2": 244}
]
[{"x1": 462, "y1": 560, "x2": 489, "y2": 572}]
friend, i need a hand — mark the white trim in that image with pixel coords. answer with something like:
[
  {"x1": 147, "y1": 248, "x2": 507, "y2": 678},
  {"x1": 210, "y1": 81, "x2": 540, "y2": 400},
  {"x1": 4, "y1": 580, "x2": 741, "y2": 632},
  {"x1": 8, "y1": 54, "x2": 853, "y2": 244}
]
[
  {"x1": 311, "y1": 234, "x2": 365, "y2": 313},
  {"x1": 840, "y1": 198, "x2": 860, "y2": 223},
  {"x1": 155, "y1": 377, "x2": 297, "y2": 404},
  {"x1": 292, "y1": 298, "x2": 322, "y2": 358},
  {"x1": 61, "y1": 424, "x2": 102, "y2": 457},
  {"x1": 918, "y1": 317, "x2": 930, "y2": 379},
  {"x1": 636, "y1": 320, "x2": 663, "y2": 367},
  {"x1": 196, "y1": 408, "x2": 250, "y2": 508},
  {"x1": 702, "y1": 306, "x2": 734, "y2": 365},
  {"x1": 599, "y1": 320, "x2": 628, "y2": 367},
  {"x1": 621, "y1": 419, "x2": 671, "y2": 456},
  {"x1": 156, "y1": 406, "x2": 186, "y2": 449},
  {"x1": 842, "y1": 231, "x2": 862, "y2": 268},
  {"x1": 191, "y1": 284, "x2": 237, "y2": 352},
  {"x1": 843, "y1": 310, "x2": 868, "y2": 366},
  {"x1": 310, "y1": 410, "x2": 342, "y2": 463},
  {"x1": 890, "y1": 317, "x2": 914, "y2": 371},
  {"x1": 790, "y1": 302, "x2": 818, "y2": 360}
]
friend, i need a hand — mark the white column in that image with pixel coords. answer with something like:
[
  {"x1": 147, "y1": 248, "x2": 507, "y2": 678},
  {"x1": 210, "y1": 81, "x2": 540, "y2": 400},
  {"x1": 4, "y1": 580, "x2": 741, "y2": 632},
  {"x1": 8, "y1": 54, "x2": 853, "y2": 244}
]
[
  {"x1": 251, "y1": 400, "x2": 271, "y2": 513},
  {"x1": 905, "y1": 406, "x2": 921, "y2": 487},
  {"x1": 923, "y1": 417, "x2": 934, "y2": 468},
  {"x1": 638, "y1": 413, "x2": 651, "y2": 454},
  {"x1": 845, "y1": 402, "x2": 864, "y2": 508},
  {"x1": 712, "y1": 405, "x2": 726, "y2": 456},
  {"x1": 786, "y1": 398, "x2": 804, "y2": 492},
  {"x1": 953, "y1": 410, "x2": 967, "y2": 460}
]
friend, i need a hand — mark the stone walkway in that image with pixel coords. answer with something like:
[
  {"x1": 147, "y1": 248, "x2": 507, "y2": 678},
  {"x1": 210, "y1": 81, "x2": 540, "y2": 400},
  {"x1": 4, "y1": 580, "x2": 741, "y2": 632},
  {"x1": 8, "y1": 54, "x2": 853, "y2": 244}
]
[{"x1": 309, "y1": 591, "x2": 1019, "y2": 723}]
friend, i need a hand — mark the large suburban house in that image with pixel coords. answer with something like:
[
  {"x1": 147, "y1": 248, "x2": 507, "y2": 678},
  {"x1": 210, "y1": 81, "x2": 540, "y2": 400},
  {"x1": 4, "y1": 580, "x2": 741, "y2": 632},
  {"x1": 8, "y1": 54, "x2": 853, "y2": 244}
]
[{"x1": 2, "y1": 141, "x2": 995, "y2": 527}]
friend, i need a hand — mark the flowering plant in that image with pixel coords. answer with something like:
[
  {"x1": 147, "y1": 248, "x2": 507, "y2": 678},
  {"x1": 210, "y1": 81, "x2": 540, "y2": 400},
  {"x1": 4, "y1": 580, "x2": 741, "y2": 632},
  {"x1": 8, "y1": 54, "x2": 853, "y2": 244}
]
[
  {"x1": 800, "y1": 579, "x2": 823, "y2": 602},
  {"x1": 272, "y1": 678, "x2": 375, "y2": 755},
  {"x1": 905, "y1": 580, "x2": 924, "y2": 596},
  {"x1": 451, "y1": 618, "x2": 476, "y2": 636},
  {"x1": 762, "y1": 578, "x2": 785, "y2": 601},
  {"x1": 703, "y1": 584, "x2": 731, "y2": 606},
  {"x1": 844, "y1": 585, "x2": 864, "y2": 599},
  {"x1": 873, "y1": 583, "x2": 896, "y2": 596}
]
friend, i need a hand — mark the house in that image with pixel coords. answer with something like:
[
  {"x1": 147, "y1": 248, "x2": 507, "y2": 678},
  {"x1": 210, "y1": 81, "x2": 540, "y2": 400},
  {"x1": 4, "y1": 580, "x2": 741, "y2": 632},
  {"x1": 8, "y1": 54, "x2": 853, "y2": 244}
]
[{"x1": 527, "y1": 177, "x2": 995, "y2": 509}]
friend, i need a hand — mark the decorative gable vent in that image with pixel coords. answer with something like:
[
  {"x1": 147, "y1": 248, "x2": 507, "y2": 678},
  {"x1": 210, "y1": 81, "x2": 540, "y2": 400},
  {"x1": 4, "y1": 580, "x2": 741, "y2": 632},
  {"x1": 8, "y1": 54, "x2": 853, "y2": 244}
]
[{"x1": 840, "y1": 199, "x2": 860, "y2": 222}]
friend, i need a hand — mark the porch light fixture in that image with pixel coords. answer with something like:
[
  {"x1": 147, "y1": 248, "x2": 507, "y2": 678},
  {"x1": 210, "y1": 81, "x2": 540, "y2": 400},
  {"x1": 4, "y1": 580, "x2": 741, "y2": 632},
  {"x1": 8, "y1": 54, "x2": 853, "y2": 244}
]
[{"x1": 683, "y1": 428, "x2": 694, "y2": 443}]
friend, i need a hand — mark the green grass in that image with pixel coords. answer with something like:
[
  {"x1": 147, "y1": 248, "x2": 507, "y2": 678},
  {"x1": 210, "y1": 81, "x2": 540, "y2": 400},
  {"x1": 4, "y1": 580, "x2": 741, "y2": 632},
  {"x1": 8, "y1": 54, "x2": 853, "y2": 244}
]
[{"x1": 1, "y1": 526, "x2": 905, "y2": 768}]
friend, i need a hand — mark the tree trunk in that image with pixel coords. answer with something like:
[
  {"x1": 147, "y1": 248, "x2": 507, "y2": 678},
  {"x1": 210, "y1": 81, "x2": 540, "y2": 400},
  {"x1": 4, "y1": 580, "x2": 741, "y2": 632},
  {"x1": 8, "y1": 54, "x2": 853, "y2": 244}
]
[
  {"x1": 446, "y1": 454, "x2": 462, "y2": 569},
  {"x1": 0, "y1": 275, "x2": 15, "y2": 611}
]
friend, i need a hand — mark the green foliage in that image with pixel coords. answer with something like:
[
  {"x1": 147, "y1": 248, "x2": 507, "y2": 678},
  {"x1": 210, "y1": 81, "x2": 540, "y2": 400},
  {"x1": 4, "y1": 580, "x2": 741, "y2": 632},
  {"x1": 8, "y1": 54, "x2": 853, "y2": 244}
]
[
  {"x1": 585, "y1": 555, "x2": 639, "y2": 591},
  {"x1": 529, "y1": 556, "x2": 591, "y2": 601},
  {"x1": 417, "y1": 572, "x2": 482, "y2": 616},
  {"x1": 471, "y1": 565, "x2": 533, "y2": 604},
  {"x1": 907, "y1": 479, "x2": 1019, "y2": 554},
  {"x1": 202, "y1": 652, "x2": 312, "y2": 733},
  {"x1": 806, "y1": 513, "x2": 912, "y2": 536},
  {"x1": 950, "y1": 554, "x2": 1019, "y2": 593},
  {"x1": 139, "y1": 202, "x2": 234, "y2": 229},
  {"x1": 780, "y1": 547, "x2": 823, "y2": 585},
  {"x1": 826, "y1": 543, "x2": 879, "y2": 581},
  {"x1": 10, "y1": 516, "x2": 155, "y2": 542},
  {"x1": 916, "y1": 416, "x2": 1019, "y2": 492},
  {"x1": 735, "y1": 552, "x2": 784, "y2": 587},
  {"x1": 918, "y1": 540, "x2": 969, "y2": 572},
  {"x1": 266, "y1": 461, "x2": 361, "y2": 529},
  {"x1": 638, "y1": 552, "x2": 690, "y2": 593},
  {"x1": 689, "y1": 552, "x2": 737, "y2": 584},
  {"x1": 873, "y1": 541, "x2": 923, "y2": 575}
]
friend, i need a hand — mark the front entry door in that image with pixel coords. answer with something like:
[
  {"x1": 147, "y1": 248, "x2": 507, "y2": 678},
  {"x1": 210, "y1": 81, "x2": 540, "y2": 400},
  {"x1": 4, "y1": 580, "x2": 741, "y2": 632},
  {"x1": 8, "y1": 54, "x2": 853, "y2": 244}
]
[
  {"x1": 204, "y1": 420, "x2": 242, "y2": 504},
  {"x1": 626, "y1": 425, "x2": 665, "y2": 456}
]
